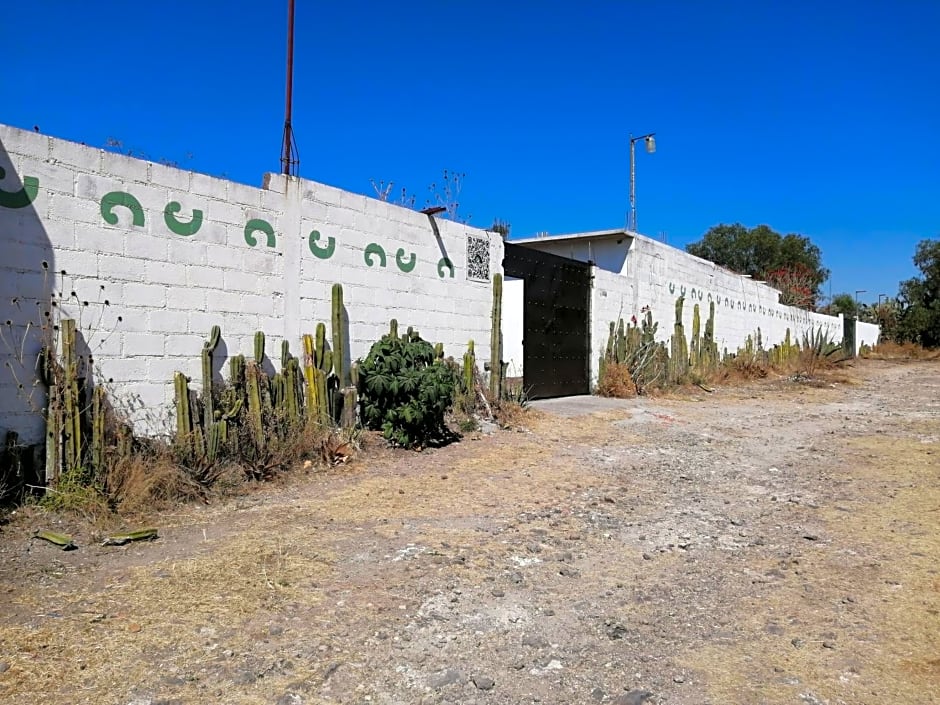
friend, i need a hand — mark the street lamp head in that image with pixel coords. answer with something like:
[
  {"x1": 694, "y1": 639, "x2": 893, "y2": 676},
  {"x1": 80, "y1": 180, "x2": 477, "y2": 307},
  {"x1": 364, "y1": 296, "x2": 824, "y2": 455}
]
[{"x1": 645, "y1": 135, "x2": 656, "y2": 154}]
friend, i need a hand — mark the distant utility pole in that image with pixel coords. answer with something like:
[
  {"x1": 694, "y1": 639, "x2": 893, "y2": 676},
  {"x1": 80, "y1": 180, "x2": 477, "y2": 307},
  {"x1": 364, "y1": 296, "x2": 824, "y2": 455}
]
[{"x1": 280, "y1": 0, "x2": 300, "y2": 176}]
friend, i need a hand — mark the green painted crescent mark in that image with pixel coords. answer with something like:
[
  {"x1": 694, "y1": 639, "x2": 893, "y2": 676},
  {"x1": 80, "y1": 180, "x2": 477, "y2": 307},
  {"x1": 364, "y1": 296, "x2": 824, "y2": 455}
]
[
  {"x1": 101, "y1": 191, "x2": 145, "y2": 227},
  {"x1": 307, "y1": 230, "x2": 336, "y2": 259},
  {"x1": 244, "y1": 218, "x2": 275, "y2": 248},
  {"x1": 0, "y1": 167, "x2": 39, "y2": 209},
  {"x1": 163, "y1": 201, "x2": 204, "y2": 236},
  {"x1": 395, "y1": 248, "x2": 416, "y2": 273},
  {"x1": 364, "y1": 243, "x2": 386, "y2": 267},
  {"x1": 437, "y1": 257, "x2": 454, "y2": 278}
]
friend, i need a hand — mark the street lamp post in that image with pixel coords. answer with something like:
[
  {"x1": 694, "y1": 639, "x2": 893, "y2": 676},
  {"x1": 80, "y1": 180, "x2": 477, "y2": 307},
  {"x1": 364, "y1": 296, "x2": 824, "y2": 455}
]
[
  {"x1": 878, "y1": 293, "x2": 887, "y2": 307},
  {"x1": 855, "y1": 289, "x2": 867, "y2": 316},
  {"x1": 628, "y1": 132, "x2": 656, "y2": 232}
]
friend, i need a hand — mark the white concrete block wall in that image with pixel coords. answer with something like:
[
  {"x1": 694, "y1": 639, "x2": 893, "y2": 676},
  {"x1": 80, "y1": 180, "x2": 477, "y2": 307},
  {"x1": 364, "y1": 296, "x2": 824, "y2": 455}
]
[
  {"x1": 0, "y1": 124, "x2": 501, "y2": 442},
  {"x1": 856, "y1": 321, "x2": 880, "y2": 353},
  {"x1": 516, "y1": 231, "x2": 879, "y2": 385},
  {"x1": 623, "y1": 234, "x2": 844, "y2": 355}
]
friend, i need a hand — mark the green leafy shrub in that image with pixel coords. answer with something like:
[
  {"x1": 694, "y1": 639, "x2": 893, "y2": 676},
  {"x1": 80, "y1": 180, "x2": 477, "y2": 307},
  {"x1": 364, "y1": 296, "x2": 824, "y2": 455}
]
[{"x1": 358, "y1": 325, "x2": 458, "y2": 448}]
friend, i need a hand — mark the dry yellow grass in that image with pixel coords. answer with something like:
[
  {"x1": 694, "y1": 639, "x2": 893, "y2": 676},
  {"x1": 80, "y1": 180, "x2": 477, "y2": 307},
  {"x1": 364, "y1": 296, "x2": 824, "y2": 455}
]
[
  {"x1": 680, "y1": 427, "x2": 940, "y2": 703},
  {"x1": 0, "y1": 521, "x2": 334, "y2": 705}
]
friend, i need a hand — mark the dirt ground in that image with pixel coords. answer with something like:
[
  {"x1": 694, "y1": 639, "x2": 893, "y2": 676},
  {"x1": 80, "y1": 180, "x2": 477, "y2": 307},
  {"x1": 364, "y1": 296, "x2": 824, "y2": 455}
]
[{"x1": 0, "y1": 359, "x2": 938, "y2": 705}]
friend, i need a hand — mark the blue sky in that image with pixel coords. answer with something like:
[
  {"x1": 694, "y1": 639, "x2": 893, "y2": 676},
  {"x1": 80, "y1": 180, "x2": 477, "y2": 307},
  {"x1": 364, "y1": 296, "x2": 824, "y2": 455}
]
[{"x1": 3, "y1": 1, "x2": 938, "y2": 303}]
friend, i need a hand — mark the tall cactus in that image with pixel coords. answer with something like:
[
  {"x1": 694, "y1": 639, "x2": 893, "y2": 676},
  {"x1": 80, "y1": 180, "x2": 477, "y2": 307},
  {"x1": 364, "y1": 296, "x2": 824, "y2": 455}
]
[
  {"x1": 616, "y1": 318, "x2": 627, "y2": 363},
  {"x1": 91, "y1": 385, "x2": 106, "y2": 473},
  {"x1": 490, "y1": 273, "x2": 503, "y2": 399},
  {"x1": 202, "y1": 325, "x2": 221, "y2": 432},
  {"x1": 59, "y1": 318, "x2": 82, "y2": 476},
  {"x1": 669, "y1": 297, "x2": 689, "y2": 383},
  {"x1": 44, "y1": 356, "x2": 63, "y2": 484},
  {"x1": 332, "y1": 283, "x2": 347, "y2": 386},
  {"x1": 254, "y1": 331, "x2": 266, "y2": 364},
  {"x1": 174, "y1": 371, "x2": 193, "y2": 452},
  {"x1": 463, "y1": 340, "x2": 476, "y2": 394},
  {"x1": 245, "y1": 361, "x2": 266, "y2": 452},
  {"x1": 302, "y1": 330, "x2": 332, "y2": 425}
]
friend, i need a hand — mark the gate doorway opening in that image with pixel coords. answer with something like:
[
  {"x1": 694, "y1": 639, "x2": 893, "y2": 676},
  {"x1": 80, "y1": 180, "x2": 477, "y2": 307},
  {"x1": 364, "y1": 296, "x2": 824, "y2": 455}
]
[{"x1": 502, "y1": 243, "x2": 592, "y2": 400}]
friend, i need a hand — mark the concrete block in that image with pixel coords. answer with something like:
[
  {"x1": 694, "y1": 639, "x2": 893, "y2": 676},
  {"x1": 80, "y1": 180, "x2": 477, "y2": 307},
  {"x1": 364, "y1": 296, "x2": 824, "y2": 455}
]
[
  {"x1": 205, "y1": 288, "x2": 246, "y2": 314},
  {"x1": 186, "y1": 220, "x2": 223, "y2": 248},
  {"x1": 168, "y1": 240, "x2": 208, "y2": 266},
  {"x1": 324, "y1": 204, "x2": 359, "y2": 231},
  {"x1": 186, "y1": 264, "x2": 223, "y2": 288},
  {"x1": 206, "y1": 198, "x2": 247, "y2": 226},
  {"x1": 101, "y1": 357, "x2": 149, "y2": 382},
  {"x1": 204, "y1": 241, "x2": 243, "y2": 270},
  {"x1": 149, "y1": 162, "x2": 193, "y2": 192},
  {"x1": 311, "y1": 181, "x2": 343, "y2": 207},
  {"x1": 191, "y1": 171, "x2": 228, "y2": 200},
  {"x1": 262, "y1": 172, "x2": 288, "y2": 195},
  {"x1": 19, "y1": 158, "x2": 75, "y2": 195},
  {"x1": 73, "y1": 222, "x2": 125, "y2": 256},
  {"x1": 188, "y1": 310, "x2": 222, "y2": 336},
  {"x1": 102, "y1": 152, "x2": 151, "y2": 184},
  {"x1": 99, "y1": 254, "x2": 147, "y2": 282},
  {"x1": 339, "y1": 189, "x2": 368, "y2": 213},
  {"x1": 130, "y1": 232, "x2": 170, "y2": 261},
  {"x1": 223, "y1": 269, "x2": 263, "y2": 295},
  {"x1": 4, "y1": 242, "x2": 54, "y2": 273},
  {"x1": 3, "y1": 213, "x2": 51, "y2": 248},
  {"x1": 245, "y1": 249, "x2": 280, "y2": 275},
  {"x1": 4, "y1": 130, "x2": 52, "y2": 161},
  {"x1": 49, "y1": 193, "x2": 103, "y2": 228},
  {"x1": 122, "y1": 332, "x2": 165, "y2": 357},
  {"x1": 55, "y1": 249, "x2": 100, "y2": 281},
  {"x1": 140, "y1": 308, "x2": 184, "y2": 335},
  {"x1": 51, "y1": 139, "x2": 103, "y2": 173},
  {"x1": 163, "y1": 333, "x2": 202, "y2": 357},
  {"x1": 0, "y1": 268, "x2": 48, "y2": 301},
  {"x1": 75, "y1": 172, "x2": 124, "y2": 202},
  {"x1": 148, "y1": 357, "x2": 186, "y2": 384},
  {"x1": 241, "y1": 293, "x2": 280, "y2": 317},
  {"x1": 228, "y1": 181, "x2": 263, "y2": 208},
  {"x1": 145, "y1": 260, "x2": 186, "y2": 287},
  {"x1": 123, "y1": 282, "x2": 168, "y2": 308},
  {"x1": 223, "y1": 315, "x2": 261, "y2": 336}
]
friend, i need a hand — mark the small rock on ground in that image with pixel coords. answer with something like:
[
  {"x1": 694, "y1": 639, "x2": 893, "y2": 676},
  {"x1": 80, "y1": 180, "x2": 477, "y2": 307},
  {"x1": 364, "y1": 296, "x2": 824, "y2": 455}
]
[
  {"x1": 472, "y1": 674, "x2": 496, "y2": 690},
  {"x1": 612, "y1": 690, "x2": 654, "y2": 705}
]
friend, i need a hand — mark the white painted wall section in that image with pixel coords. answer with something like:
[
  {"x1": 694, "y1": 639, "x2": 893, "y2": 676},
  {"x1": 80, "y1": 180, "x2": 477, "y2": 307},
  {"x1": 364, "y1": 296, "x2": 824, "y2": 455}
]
[
  {"x1": 502, "y1": 277, "x2": 524, "y2": 378},
  {"x1": 0, "y1": 124, "x2": 503, "y2": 442}
]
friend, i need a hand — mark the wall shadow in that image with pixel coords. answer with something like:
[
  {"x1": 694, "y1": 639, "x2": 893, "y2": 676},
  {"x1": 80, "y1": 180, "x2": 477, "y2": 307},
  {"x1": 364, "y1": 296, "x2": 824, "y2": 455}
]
[{"x1": 0, "y1": 136, "x2": 55, "y2": 498}]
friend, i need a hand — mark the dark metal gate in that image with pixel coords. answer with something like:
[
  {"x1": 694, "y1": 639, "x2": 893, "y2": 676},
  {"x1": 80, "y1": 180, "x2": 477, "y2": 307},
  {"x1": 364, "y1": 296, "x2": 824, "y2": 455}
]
[{"x1": 503, "y1": 243, "x2": 592, "y2": 399}]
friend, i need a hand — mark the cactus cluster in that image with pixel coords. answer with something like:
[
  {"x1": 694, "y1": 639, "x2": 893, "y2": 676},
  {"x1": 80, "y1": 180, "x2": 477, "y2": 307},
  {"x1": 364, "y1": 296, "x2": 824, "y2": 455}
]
[
  {"x1": 769, "y1": 328, "x2": 799, "y2": 366},
  {"x1": 172, "y1": 283, "x2": 357, "y2": 474},
  {"x1": 599, "y1": 297, "x2": 725, "y2": 395},
  {"x1": 688, "y1": 302, "x2": 719, "y2": 374},
  {"x1": 40, "y1": 317, "x2": 114, "y2": 484},
  {"x1": 668, "y1": 297, "x2": 690, "y2": 383}
]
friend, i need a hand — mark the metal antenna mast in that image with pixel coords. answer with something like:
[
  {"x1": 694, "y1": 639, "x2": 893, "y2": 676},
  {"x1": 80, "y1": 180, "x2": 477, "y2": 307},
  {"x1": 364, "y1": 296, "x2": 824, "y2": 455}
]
[{"x1": 280, "y1": 0, "x2": 299, "y2": 176}]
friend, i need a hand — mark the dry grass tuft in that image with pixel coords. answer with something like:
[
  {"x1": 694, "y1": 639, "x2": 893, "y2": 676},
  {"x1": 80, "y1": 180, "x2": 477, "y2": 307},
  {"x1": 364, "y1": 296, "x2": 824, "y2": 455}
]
[
  {"x1": 105, "y1": 450, "x2": 204, "y2": 516},
  {"x1": 493, "y1": 400, "x2": 541, "y2": 430},
  {"x1": 595, "y1": 362, "x2": 637, "y2": 398},
  {"x1": 715, "y1": 354, "x2": 769, "y2": 382},
  {"x1": 865, "y1": 341, "x2": 940, "y2": 360}
]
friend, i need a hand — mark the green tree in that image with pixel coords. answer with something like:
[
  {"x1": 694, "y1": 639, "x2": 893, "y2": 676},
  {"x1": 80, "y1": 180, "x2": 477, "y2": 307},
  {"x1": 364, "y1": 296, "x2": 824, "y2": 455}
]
[
  {"x1": 825, "y1": 293, "x2": 859, "y2": 317},
  {"x1": 897, "y1": 239, "x2": 940, "y2": 347},
  {"x1": 686, "y1": 223, "x2": 830, "y2": 306}
]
